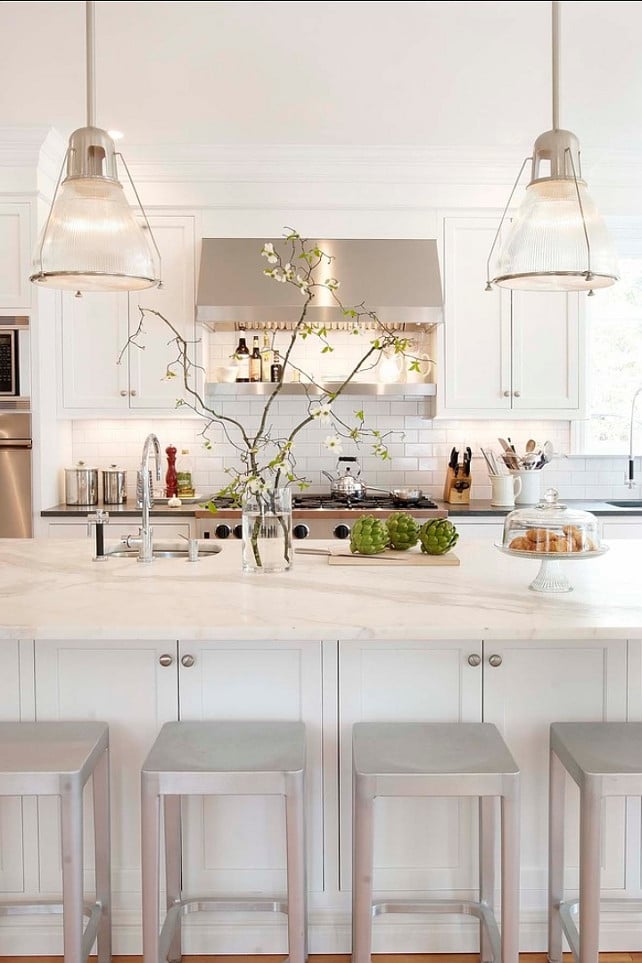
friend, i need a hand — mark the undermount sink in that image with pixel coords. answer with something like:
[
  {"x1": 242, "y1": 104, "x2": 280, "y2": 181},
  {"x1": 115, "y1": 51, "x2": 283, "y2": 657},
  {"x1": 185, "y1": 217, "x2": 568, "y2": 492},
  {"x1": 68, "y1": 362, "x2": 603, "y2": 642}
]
[
  {"x1": 605, "y1": 501, "x2": 642, "y2": 508},
  {"x1": 106, "y1": 541, "x2": 222, "y2": 559}
]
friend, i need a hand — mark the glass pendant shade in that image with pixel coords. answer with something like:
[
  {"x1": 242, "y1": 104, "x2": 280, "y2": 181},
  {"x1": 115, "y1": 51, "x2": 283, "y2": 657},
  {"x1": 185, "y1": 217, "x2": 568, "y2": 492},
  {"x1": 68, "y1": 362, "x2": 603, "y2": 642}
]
[
  {"x1": 31, "y1": 174, "x2": 159, "y2": 292},
  {"x1": 494, "y1": 177, "x2": 619, "y2": 292}
]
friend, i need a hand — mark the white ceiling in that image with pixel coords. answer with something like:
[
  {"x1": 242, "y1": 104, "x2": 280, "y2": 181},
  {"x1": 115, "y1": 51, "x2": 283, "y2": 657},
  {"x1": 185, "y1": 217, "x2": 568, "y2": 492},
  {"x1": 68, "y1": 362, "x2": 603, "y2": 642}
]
[{"x1": 2, "y1": 1, "x2": 641, "y2": 152}]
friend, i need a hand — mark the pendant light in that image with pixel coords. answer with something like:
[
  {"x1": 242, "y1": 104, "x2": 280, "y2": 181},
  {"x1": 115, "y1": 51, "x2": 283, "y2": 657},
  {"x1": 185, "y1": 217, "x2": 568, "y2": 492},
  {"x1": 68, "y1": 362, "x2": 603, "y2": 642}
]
[
  {"x1": 486, "y1": 0, "x2": 618, "y2": 294},
  {"x1": 30, "y1": 1, "x2": 160, "y2": 293}
]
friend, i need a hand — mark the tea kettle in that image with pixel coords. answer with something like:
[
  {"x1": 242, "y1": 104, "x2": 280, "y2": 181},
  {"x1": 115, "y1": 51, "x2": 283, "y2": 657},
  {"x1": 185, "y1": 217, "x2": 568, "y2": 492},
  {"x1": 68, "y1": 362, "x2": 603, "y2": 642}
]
[{"x1": 322, "y1": 456, "x2": 367, "y2": 500}]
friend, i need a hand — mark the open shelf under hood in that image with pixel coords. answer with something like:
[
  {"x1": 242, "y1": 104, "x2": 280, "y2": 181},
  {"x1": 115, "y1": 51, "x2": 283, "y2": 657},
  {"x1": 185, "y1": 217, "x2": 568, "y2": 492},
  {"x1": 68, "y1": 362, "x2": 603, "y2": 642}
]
[{"x1": 196, "y1": 238, "x2": 443, "y2": 328}]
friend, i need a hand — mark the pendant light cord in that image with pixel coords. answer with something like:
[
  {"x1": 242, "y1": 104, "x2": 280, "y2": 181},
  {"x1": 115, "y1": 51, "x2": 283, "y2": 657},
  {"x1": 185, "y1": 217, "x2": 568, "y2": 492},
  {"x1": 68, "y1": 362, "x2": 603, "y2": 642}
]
[
  {"x1": 86, "y1": 0, "x2": 96, "y2": 127},
  {"x1": 552, "y1": 0, "x2": 560, "y2": 130}
]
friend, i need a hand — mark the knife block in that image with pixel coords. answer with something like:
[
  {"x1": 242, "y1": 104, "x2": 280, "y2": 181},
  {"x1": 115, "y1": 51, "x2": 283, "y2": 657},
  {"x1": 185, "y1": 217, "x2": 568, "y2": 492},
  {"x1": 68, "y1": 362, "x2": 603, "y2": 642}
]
[{"x1": 443, "y1": 467, "x2": 472, "y2": 504}]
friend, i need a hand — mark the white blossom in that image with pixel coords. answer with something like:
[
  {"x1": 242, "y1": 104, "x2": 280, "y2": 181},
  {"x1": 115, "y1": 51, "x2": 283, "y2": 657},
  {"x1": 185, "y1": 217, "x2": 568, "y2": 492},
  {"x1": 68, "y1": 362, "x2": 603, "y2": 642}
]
[
  {"x1": 323, "y1": 435, "x2": 343, "y2": 453},
  {"x1": 246, "y1": 475, "x2": 266, "y2": 494},
  {"x1": 260, "y1": 242, "x2": 278, "y2": 264},
  {"x1": 312, "y1": 403, "x2": 332, "y2": 423}
]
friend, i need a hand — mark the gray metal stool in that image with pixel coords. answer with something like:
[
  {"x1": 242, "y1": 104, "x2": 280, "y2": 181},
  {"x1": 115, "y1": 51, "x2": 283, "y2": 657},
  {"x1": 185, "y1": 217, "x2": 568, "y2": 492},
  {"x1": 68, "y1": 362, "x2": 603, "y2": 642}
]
[
  {"x1": 549, "y1": 721, "x2": 642, "y2": 963},
  {"x1": 352, "y1": 721, "x2": 520, "y2": 963},
  {"x1": 141, "y1": 720, "x2": 307, "y2": 963},
  {"x1": 0, "y1": 720, "x2": 110, "y2": 963}
]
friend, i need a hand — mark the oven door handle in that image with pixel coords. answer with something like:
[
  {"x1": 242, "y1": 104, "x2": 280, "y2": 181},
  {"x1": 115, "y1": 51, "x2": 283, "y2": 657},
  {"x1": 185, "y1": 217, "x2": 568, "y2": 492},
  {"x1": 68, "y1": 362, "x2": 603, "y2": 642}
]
[{"x1": 0, "y1": 440, "x2": 32, "y2": 449}]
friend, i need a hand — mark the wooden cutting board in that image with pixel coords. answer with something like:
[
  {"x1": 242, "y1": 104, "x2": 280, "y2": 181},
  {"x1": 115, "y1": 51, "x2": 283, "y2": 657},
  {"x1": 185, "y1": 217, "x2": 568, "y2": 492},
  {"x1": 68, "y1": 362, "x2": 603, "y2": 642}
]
[{"x1": 328, "y1": 550, "x2": 460, "y2": 566}]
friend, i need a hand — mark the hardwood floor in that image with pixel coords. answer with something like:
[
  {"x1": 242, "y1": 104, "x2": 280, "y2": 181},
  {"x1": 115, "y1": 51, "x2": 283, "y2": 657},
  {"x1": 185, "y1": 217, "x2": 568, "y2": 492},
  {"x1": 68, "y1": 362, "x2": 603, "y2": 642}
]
[{"x1": 1, "y1": 956, "x2": 640, "y2": 963}]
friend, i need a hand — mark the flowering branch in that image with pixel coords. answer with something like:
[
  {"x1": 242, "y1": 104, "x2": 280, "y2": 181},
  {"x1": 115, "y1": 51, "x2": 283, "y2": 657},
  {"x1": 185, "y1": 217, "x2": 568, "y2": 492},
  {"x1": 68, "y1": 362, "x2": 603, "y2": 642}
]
[{"x1": 120, "y1": 230, "x2": 432, "y2": 506}]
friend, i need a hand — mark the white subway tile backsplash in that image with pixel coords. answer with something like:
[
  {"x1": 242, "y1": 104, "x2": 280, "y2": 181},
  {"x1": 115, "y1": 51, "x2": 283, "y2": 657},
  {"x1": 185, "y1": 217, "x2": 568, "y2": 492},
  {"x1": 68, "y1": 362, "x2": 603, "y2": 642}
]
[{"x1": 68, "y1": 400, "x2": 634, "y2": 504}]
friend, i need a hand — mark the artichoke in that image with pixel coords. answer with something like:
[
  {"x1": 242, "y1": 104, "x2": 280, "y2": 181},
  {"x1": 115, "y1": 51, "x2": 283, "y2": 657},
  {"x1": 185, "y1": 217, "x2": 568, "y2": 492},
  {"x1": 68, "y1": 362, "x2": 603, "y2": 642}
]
[
  {"x1": 386, "y1": 512, "x2": 420, "y2": 550},
  {"x1": 419, "y1": 518, "x2": 459, "y2": 555},
  {"x1": 350, "y1": 515, "x2": 390, "y2": 555}
]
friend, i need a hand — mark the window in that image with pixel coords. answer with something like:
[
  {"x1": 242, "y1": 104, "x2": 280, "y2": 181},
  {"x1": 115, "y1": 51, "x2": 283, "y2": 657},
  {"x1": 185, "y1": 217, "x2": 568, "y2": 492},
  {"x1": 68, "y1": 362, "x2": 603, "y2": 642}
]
[{"x1": 584, "y1": 225, "x2": 642, "y2": 454}]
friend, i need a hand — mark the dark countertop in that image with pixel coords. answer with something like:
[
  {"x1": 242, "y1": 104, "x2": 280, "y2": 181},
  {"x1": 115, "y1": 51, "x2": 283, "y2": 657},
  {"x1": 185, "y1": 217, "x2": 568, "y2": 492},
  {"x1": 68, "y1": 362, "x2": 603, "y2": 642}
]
[
  {"x1": 42, "y1": 498, "x2": 642, "y2": 519},
  {"x1": 442, "y1": 499, "x2": 642, "y2": 517}
]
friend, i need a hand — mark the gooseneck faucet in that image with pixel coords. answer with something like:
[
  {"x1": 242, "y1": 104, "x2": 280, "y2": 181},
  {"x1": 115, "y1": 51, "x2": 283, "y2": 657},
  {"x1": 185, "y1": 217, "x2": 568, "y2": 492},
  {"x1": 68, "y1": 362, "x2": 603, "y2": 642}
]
[
  {"x1": 627, "y1": 387, "x2": 642, "y2": 489},
  {"x1": 137, "y1": 433, "x2": 161, "y2": 562}
]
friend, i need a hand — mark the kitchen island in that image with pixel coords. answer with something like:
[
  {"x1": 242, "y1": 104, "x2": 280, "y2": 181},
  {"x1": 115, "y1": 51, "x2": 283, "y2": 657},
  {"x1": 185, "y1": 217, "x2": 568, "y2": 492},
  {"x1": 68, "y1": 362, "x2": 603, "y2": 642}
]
[{"x1": 0, "y1": 537, "x2": 641, "y2": 956}]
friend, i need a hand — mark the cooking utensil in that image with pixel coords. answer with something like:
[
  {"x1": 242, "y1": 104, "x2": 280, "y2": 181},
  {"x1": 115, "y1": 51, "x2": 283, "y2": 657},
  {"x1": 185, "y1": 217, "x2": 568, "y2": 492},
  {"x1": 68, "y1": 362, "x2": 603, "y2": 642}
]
[
  {"x1": 391, "y1": 487, "x2": 424, "y2": 505},
  {"x1": 321, "y1": 455, "x2": 367, "y2": 501},
  {"x1": 463, "y1": 446, "x2": 472, "y2": 476},
  {"x1": 543, "y1": 440, "x2": 554, "y2": 463},
  {"x1": 65, "y1": 461, "x2": 98, "y2": 506},
  {"x1": 102, "y1": 464, "x2": 127, "y2": 504},
  {"x1": 498, "y1": 438, "x2": 520, "y2": 470},
  {"x1": 526, "y1": 439, "x2": 537, "y2": 453}
]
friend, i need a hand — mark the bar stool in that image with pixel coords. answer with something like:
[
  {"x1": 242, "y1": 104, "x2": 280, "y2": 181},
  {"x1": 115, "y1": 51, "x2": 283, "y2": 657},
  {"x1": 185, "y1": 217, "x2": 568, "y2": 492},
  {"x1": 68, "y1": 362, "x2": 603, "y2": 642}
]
[
  {"x1": 141, "y1": 719, "x2": 307, "y2": 963},
  {"x1": 0, "y1": 720, "x2": 110, "y2": 963},
  {"x1": 352, "y1": 721, "x2": 520, "y2": 963},
  {"x1": 549, "y1": 721, "x2": 642, "y2": 963}
]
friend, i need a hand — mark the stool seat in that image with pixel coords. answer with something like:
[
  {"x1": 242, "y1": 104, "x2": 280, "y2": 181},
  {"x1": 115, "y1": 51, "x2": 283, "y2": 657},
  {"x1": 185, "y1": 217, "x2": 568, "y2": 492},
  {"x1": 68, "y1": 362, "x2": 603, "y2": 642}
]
[
  {"x1": 141, "y1": 719, "x2": 307, "y2": 963},
  {"x1": 0, "y1": 721, "x2": 110, "y2": 963},
  {"x1": 551, "y1": 721, "x2": 642, "y2": 789},
  {"x1": 354, "y1": 721, "x2": 519, "y2": 776},
  {"x1": 352, "y1": 722, "x2": 520, "y2": 963},
  {"x1": 549, "y1": 721, "x2": 642, "y2": 963}
]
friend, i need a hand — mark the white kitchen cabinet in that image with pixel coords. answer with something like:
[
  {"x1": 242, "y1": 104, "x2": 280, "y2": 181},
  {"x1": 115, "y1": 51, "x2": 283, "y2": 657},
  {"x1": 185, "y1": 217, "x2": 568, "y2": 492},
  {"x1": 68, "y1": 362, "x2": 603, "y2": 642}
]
[
  {"x1": 602, "y1": 519, "x2": 642, "y2": 539},
  {"x1": 0, "y1": 641, "x2": 26, "y2": 895},
  {"x1": 482, "y1": 638, "x2": 627, "y2": 926},
  {"x1": 178, "y1": 638, "x2": 324, "y2": 953},
  {"x1": 450, "y1": 517, "x2": 505, "y2": 540},
  {"x1": 0, "y1": 202, "x2": 31, "y2": 311},
  {"x1": 33, "y1": 639, "x2": 178, "y2": 954},
  {"x1": 440, "y1": 216, "x2": 581, "y2": 418},
  {"x1": 339, "y1": 639, "x2": 483, "y2": 904},
  {"x1": 60, "y1": 214, "x2": 197, "y2": 414}
]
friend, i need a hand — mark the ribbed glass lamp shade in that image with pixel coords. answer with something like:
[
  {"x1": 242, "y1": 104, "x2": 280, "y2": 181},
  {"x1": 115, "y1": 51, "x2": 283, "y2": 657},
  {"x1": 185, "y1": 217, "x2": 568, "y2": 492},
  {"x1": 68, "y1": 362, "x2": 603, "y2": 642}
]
[
  {"x1": 30, "y1": 176, "x2": 159, "y2": 292},
  {"x1": 493, "y1": 178, "x2": 619, "y2": 292}
]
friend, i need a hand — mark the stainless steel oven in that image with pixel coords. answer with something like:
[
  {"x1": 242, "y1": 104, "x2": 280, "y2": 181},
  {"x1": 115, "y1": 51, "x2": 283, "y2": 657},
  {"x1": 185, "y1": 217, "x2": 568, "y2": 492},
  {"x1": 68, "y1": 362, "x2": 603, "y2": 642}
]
[
  {"x1": 196, "y1": 493, "x2": 447, "y2": 541},
  {"x1": 0, "y1": 411, "x2": 32, "y2": 537}
]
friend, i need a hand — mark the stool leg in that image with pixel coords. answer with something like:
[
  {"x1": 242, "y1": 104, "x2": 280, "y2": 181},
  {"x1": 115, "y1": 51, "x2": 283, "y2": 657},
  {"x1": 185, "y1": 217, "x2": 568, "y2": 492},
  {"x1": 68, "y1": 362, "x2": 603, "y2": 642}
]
[
  {"x1": 164, "y1": 794, "x2": 182, "y2": 963},
  {"x1": 93, "y1": 746, "x2": 112, "y2": 963},
  {"x1": 60, "y1": 779, "x2": 84, "y2": 963},
  {"x1": 352, "y1": 769, "x2": 375, "y2": 963},
  {"x1": 548, "y1": 748, "x2": 566, "y2": 963},
  {"x1": 479, "y1": 795, "x2": 496, "y2": 963},
  {"x1": 142, "y1": 774, "x2": 161, "y2": 963},
  {"x1": 579, "y1": 778, "x2": 602, "y2": 963},
  {"x1": 500, "y1": 778, "x2": 520, "y2": 963},
  {"x1": 285, "y1": 770, "x2": 307, "y2": 963}
]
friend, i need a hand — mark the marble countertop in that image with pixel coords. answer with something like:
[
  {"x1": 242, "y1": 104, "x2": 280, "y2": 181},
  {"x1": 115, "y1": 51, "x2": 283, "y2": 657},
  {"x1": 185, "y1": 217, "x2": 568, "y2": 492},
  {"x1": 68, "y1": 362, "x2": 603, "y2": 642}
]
[{"x1": 0, "y1": 537, "x2": 640, "y2": 642}]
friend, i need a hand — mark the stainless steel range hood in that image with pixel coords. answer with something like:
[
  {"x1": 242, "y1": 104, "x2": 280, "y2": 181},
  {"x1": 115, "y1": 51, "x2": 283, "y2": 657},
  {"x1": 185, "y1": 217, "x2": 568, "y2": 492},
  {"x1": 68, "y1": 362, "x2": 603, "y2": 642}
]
[{"x1": 196, "y1": 238, "x2": 443, "y2": 326}]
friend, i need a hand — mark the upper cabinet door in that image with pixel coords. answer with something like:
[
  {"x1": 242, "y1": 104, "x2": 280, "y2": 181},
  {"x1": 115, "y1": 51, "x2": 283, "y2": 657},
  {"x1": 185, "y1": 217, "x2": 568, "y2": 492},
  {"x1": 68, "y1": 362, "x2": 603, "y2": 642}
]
[
  {"x1": 61, "y1": 291, "x2": 130, "y2": 409},
  {"x1": 442, "y1": 216, "x2": 512, "y2": 412},
  {"x1": 0, "y1": 202, "x2": 32, "y2": 311},
  {"x1": 511, "y1": 289, "x2": 580, "y2": 411},
  {"x1": 128, "y1": 215, "x2": 196, "y2": 410}
]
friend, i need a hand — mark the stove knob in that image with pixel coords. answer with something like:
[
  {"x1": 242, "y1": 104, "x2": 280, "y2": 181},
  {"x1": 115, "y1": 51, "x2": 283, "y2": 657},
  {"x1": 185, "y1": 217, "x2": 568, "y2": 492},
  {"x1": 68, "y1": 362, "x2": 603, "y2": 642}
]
[
  {"x1": 215, "y1": 523, "x2": 231, "y2": 539},
  {"x1": 232, "y1": 524, "x2": 244, "y2": 539},
  {"x1": 293, "y1": 524, "x2": 310, "y2": 540},
  {"x1": 334, "y1": 524, "x2": 351, "y2": 540}
]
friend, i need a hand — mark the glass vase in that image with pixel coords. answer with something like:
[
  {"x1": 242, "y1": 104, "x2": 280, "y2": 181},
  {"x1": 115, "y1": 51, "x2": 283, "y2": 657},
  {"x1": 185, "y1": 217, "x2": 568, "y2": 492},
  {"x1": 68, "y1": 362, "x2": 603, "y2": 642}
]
[{"x1": 241, "y1": 488, "x2": 293, "y2": 574}]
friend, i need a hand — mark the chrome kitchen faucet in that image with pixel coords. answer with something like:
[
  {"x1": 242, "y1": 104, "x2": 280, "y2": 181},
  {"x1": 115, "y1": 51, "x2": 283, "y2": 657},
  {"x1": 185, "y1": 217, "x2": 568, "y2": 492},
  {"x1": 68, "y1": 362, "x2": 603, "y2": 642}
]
[{"x1": 131, "y1": 433, "x2": 162, "y2": 562}]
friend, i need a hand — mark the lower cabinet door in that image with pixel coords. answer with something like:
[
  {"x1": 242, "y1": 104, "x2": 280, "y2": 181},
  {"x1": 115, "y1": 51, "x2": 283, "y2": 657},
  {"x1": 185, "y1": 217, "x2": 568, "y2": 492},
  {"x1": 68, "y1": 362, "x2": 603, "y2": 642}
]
[
  {"x1": 178, "y1": 639, "x2": 324, "y2": 905},
  {"x1": 0, "y1": 640, "x2": 25, "y2": 895},
  {"x1": 482, "y1": 637, "x2": 627, "y2": 920},
  {"x1": 34, "y1": 639, "x2": 179, "y2": 951},
  {"x1": 339, "y1": 639, "x2": 483, "y2": 897}
]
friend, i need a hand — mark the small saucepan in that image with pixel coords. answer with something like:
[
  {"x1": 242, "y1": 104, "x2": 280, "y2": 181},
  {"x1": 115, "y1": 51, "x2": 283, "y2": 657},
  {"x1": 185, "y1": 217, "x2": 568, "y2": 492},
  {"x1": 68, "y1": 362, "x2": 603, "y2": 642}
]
[{"x1": 391, "y1": 487, "x2": 424, "y2": 505}]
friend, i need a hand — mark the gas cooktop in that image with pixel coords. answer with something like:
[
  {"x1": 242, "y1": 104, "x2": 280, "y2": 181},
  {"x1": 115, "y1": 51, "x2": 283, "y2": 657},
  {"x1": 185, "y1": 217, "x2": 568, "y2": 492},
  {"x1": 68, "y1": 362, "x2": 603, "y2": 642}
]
[{"x1": 292, "y1": 493, "x2": 439, "y2": 511}]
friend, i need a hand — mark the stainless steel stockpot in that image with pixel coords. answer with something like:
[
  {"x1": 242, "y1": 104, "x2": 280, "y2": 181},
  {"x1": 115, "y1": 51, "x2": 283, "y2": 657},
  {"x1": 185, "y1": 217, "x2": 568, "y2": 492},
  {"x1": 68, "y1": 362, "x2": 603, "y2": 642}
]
[
  {"x1": 102, "y1": 465, "x2": 127, "y2": 504},
  {"x1": 65, "y1": 462, "x2": 98, "y2": 506}
]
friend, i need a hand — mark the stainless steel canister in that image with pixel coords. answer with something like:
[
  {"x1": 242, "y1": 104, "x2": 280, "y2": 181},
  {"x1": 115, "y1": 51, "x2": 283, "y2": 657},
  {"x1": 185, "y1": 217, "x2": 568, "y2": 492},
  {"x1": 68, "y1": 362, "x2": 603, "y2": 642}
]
[
  {"x1": 64, "y1": 462, "x2": 98, "y2": 506},
  {"x1": 102, "y1": 465, "x2": 127, "y2": 505}
]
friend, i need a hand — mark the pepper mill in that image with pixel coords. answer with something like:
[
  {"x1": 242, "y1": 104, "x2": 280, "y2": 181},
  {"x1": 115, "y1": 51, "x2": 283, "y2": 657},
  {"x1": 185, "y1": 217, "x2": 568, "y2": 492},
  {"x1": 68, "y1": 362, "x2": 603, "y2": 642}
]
[{"x1": 165, "y1": 444, "x2": 178, "y2": 498}]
